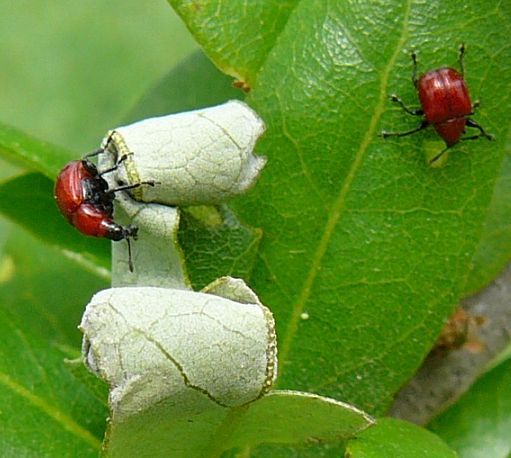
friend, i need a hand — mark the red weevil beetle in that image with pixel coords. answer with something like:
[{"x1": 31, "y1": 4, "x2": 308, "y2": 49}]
[
  {"x1": 54, "y1": 136, "x2": 153, "y2": 272},
  {"x1": 382, "y1": 44, "x2": 493, "y2": 164}
]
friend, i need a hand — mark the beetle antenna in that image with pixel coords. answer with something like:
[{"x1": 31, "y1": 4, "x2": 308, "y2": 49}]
[
  {"x1": 459, "y1": 43, "x2": 466, "y2": 77},
  {"x1": 83, "y1": 132, "x2": 115, "y2": 160},
  {"x1": 411, "y1": 51, "x2": 418, "y2": 87}
]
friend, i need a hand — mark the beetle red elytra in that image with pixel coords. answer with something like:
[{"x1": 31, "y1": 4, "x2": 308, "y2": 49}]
[
  {"x1": 382, "y1": 44, "x2": 493, "y2": 164},
  {"x1": 54, "y1": 135, "x2": 153, "y2": 272}
]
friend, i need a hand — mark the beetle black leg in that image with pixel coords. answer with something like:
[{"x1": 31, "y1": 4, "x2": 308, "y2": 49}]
[
  {"x1": 98, "y1": 154, "x2": 130, "y2": 177},
  {"x1": 97, "y1": 164, "x2": 118, "y2": 176},
  {"x1": 429, "y1": 145, "x2": 451, "y2": 165},
  {"x1": 126, "y1": 237, "x2": 134, "y2": 272},
  {"x1": 381, "y1": 119, "x2": 429, "y2": 139},
  {"x1": 108, "y1": 180, "x2": 156, "y2": 194},
  {"x1": 468, "y1": 100, "x2": 481, "y2": 116},
  {"x1": 458, "y1": 43, "x2": 466, "y2": 77},
  {"x1": 389, "y1": 94, "x2": 424, "y2": 116},
  {"x1": 411, "y1": 51, "x2": 419, "y2": 88},
  {"x1": 460, "y1": 135, "x2": 487, "y2": 141},
  {"x1": 465, "y1": 118, "x2": 494, "y2": 140},
  {"x1": 84, "y1": 148, "x2": 104, "y2": 159}
]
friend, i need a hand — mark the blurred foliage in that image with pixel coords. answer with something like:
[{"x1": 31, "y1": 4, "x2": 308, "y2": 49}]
[{"x1": 0, "y1": 1, "x2": 197, "y2": 153}]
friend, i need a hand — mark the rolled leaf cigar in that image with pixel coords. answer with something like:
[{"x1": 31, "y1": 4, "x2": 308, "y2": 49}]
[
  {"x1": 103, "y1": 100, "x2": 266, "y2": 206},
  {"x1": 80, "y1": 285, "x2": 277, "y2": 419}
]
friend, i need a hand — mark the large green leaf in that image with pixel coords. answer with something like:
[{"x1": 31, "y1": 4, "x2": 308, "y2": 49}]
[
  {"x1": 0, "y1": 229, "x2": 108, "y2": 456},
  {"x1": 169, "y1": 1, "x2": 299, "y2": 89},
  {"x1": 0, "y1": 316, "x2": 106, "y2": 457},
  {"x1": 428, "y1": 357, "x2": 511, "y2": 458},
  {"x1": 169, "y1": 0, "x2": 511, "y2": 414}
]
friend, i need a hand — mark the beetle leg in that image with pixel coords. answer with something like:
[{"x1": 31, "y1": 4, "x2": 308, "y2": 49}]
[
  {"x1": 107, "y1": 180, "x2": 156, "y2": 194},
  {"x1": 461, "y1": 135, "x2": 487, "y2": 141},
  {"x1": 381, "y1": 119, "x2": 429, "y2": 139},
  {"x1": 83, "y1": 148, "x2": 104, "y2": 159},
  {"x1": 468, "y1": 100, "x2": 481, "y2": 115},
  {"x1": 411, "y1": 51, "x2": 419, "y2": 87},
  {"x1": 461, "y1": 134, "x2": 494, "y2": 142},
  {"x1": 123, "y1": 226, "x2": 138, "y2": 273},
  {"x1": 126, "y1": 238, "x2": 134, "y2": 272},
  {"x1": 98, "y1": 154, "x2": 130, "y2": 177},
  {"x1": 429, "y1": 145, "x2": 451, "y2": 165},
  {"x1": 389, "y1": 95, "x2": 424, "y2": 116},
  {"x1": 458, "y1": 43, "x2": 466, "y2": 77},
  {"x1": 465, "y1": 118, "x2": 494, "y2": 140},
  {"x1": 96, "y1": 164, "x2": 117, "y2": 176}
]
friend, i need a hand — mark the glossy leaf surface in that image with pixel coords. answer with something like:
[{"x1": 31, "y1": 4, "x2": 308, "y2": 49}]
[{"x1": 170, "y1": 0, "x2": 511, "y2": 414}]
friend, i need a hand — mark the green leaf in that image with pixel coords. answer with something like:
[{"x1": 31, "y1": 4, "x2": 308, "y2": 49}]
[
  {"x1": 0, "y1": 173, "x2": 110, "y2": 275},
  {"x1": 0, "y1": 121, "x2": 72, "y2": 178},
  {"x1": 0, "y1": 228, "x2": 108, "y2": 347},
  {"x1": 0, "y1": 305, "x2": 107, "y2": 457},
  {"x1": 104, "y1": 390, "x2": 373, "y2": 457},
  {"x1": 428, "y1": 358, "x2": 511, "y2": 458},
  {"x1": 222, "y1": 391, "x2": 373, "y2": 451},
  {"x1": 179, "y1": 205, "x2": 262, "y2": 289},
  {"x1": 345, "y1": 418, "x2": 457, "y2": 458},
  {"x1": 465, "y1": 147, "x2": 511, "y2": 295},
  {"x1": 0, "y1": 2, "x2": 197, "y2": 152},
  {"x1": 168, "y1": 1, "x2": 299, "y2": 89},
  {"x1": 169, "y1": 0, "x2": 511, "y2": 413},
  {"x1": 0, "y1": 226, "x2": 109, "y2": 456}
]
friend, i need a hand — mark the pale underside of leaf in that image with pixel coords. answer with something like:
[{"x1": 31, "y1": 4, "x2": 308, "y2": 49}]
[{"x1": 104, "y1": 390, "x2": 373, "y2": 457}]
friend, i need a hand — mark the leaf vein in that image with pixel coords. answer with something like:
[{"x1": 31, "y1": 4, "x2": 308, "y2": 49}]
[{"x1": 0, "y1": 371, "x2": 101, "y2": 449}]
